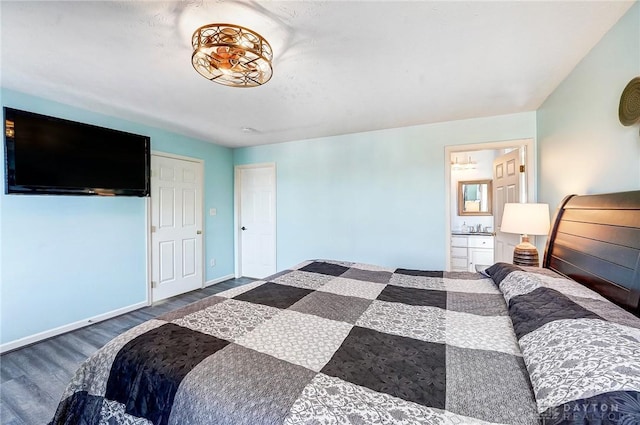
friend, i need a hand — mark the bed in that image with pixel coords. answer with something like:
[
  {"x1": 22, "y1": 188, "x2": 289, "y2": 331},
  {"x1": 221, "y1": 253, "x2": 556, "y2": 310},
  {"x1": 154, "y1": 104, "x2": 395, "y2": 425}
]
[{"x1": 49, "y1": 190, "x2": 640, "y2": 425}]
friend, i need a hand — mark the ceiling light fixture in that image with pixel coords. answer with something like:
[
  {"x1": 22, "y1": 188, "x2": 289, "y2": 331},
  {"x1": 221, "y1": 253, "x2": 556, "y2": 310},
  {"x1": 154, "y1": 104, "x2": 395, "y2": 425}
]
[{"x1": 191, "y1": 23, "x2": 273, "y2": 87}]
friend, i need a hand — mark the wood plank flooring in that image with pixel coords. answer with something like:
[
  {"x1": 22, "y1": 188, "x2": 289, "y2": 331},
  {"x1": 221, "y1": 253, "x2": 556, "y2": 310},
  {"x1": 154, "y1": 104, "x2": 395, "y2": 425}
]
[{"x1": 0, "y1": 277, "x2": 254, "y2": 425}]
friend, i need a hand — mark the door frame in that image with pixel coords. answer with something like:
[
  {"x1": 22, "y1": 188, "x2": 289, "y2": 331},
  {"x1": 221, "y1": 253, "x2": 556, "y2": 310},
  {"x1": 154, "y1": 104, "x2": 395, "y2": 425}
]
[
  {"x1": 147, "y1": 151, "x2": 205, "y2": 304},
  {"x1": 234, "y1": 162, "x2": 277, "y2": 278},
  {"x1": 444, "y1": 139, "x2": 536, "y2": 271}
]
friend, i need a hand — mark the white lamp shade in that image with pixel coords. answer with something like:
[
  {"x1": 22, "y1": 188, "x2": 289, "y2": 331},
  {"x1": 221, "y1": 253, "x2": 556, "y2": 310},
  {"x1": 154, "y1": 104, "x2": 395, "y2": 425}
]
[{"x1": 500, "y1": 203, "x2": 550, "y2": 236}]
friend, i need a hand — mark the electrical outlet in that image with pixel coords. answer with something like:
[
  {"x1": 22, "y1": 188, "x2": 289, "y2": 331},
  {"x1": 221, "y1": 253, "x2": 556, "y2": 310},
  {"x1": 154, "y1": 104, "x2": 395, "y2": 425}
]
[{"x1": 210, "y1": 258, "x2": 216, "y2": 267}]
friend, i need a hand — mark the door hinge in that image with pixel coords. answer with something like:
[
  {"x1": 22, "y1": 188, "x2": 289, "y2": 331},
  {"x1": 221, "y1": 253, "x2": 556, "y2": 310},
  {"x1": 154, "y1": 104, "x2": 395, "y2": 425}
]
[
  {"x1": 519, "y1": 165, "x2": 525, "y2": 173},
  {"x1": 151, "y1": 281, "x2": 157, "y2": 288},
  {"x1": 151, "y1": 225, "x2": 156, "y2": 233}
]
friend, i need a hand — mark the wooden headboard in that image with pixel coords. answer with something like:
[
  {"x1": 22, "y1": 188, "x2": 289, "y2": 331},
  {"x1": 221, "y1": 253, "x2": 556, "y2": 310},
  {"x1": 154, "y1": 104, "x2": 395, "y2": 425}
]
[{"x1": 543, "y1": 190, "x2": 640, "y2": 316}]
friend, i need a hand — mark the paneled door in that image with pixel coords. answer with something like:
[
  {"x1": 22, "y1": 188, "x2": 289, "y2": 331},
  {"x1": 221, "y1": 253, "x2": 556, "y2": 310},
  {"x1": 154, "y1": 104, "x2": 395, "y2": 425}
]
[
  {"x1": 237, "y1": 164, "x2": 276, "y2": 278},
  {"x1": 151, "y1": 154, "x2": 203, "y2": 302},
  {"x1": 493, "y1": 149, "x2": 523, "y2": 263}
]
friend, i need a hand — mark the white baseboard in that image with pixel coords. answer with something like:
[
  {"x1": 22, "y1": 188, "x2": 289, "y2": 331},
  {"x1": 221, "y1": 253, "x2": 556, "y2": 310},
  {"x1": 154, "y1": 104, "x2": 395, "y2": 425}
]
[
  {"x1": 1, "y1": 276, "x2": 236, "y2": 354},
  {"x1": 0, "y1": 301, "x2": 148, "y2": 354},
  {"x1": 204, "y1": 274, "x2": 235, "y2": 287}
]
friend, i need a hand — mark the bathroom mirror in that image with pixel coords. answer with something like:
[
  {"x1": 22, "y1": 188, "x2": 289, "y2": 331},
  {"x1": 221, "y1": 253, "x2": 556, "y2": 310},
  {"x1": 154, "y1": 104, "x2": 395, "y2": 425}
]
[{"x1": 458, "y1": 179, "x2": 492, "y2": 216}]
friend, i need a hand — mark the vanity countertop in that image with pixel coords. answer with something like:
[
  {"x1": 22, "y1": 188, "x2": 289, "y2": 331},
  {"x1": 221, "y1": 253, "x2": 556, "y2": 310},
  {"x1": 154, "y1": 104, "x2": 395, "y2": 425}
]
[{"x1": 452, "y1": 232, "x2": 495, "y2": 236}]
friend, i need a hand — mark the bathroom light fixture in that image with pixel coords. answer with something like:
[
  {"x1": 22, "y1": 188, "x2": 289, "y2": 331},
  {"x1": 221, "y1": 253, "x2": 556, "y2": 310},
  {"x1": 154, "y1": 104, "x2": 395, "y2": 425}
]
[
  {"x1": 451, "y1": 156, "x2": 477, "y2": 171},
  {"x1": 191, "y1": 23, "x2": 273, "y2": 87},
  {"x1": 500, "y1": 203, "x2": 550, "y2": 266}
]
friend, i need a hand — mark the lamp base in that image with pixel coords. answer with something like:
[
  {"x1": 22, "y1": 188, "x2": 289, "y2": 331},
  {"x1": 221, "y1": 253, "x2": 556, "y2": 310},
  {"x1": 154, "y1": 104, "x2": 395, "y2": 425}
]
[{"x1": 512, "y1": 239, "x2": 540, "y2": 267}]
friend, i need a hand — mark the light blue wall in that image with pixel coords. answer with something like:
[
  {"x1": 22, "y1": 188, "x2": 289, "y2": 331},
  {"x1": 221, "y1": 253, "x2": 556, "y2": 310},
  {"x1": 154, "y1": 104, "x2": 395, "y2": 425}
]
[
  {"x1": 0, "y1": 88, "x2": 234, "y2": 345},
  {"x1": 537, "y1": 3, "x2": 640, "y2": 210},
  {"x1": 234, "y1": 112, "x2": 536, "y2": 271}
]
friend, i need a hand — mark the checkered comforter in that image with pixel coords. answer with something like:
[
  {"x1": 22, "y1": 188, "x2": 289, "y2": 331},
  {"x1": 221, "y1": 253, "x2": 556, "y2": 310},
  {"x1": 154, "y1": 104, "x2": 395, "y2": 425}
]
[
  {"x1": 485, "y1": 263, "x2": 640, "y2": 425},
  {"x1": 50, "y1": 260, "x2": 555, "y2": 425}
]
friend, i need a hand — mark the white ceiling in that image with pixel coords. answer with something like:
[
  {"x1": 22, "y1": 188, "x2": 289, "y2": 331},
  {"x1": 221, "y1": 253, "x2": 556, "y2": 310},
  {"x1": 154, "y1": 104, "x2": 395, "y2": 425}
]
[{"x1": 1, "y1": 1, "x2": 634, "y2": 148}]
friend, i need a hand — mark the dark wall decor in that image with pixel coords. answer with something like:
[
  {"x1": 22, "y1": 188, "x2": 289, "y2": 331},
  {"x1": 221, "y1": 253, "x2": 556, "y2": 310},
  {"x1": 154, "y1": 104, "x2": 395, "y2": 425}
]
[{"x1": 619, "y1": 76, "x2": 640, "y2": 133}]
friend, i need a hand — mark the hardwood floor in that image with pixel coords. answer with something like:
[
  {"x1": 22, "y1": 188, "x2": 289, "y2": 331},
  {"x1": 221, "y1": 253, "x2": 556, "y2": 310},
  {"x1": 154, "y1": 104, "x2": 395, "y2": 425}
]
[{"x1": 0, "y1": 277, "x2": 254, "y2": 425}]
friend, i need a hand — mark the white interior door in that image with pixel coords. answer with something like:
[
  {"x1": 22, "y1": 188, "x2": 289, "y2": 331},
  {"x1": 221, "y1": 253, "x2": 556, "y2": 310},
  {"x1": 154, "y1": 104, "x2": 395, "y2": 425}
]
[
  {"x1": 237, "y1": 164, "x2": 276, "y2": 278},
  {"x1": 493, "y1": 149, "x2": 522, "y2": 263},
  {"x1": 151, "y1": 154, "x2": 203, "y2": 302}
]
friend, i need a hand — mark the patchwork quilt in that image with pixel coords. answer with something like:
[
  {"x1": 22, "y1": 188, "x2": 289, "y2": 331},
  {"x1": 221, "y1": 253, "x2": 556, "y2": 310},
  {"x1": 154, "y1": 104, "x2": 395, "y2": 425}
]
[
  {"x1": 50, "y1": 260, "x2": 538, "y2": 425},
  {"x1": 50, "y1": 259, "x2": 640, "y2": 425},
  {"x1": 485, "y1": 263, "x2": 640, "y2": 425}
]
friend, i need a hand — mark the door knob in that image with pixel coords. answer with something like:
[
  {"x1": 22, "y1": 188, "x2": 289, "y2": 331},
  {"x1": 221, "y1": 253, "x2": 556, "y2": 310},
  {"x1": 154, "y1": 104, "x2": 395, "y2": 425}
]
[
  {"x1": 241, "y1": 226, "x2": 247, "y2": 231},
  {"x1": 196, "y1": 230, "x2": 202, "y2": 235}
]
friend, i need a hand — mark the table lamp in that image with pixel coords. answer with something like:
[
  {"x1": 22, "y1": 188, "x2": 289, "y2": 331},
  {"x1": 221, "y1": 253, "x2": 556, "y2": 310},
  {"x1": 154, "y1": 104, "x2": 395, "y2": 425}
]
[{"x1": 500, "y1": 203, "x2": 550, "y2": 266}]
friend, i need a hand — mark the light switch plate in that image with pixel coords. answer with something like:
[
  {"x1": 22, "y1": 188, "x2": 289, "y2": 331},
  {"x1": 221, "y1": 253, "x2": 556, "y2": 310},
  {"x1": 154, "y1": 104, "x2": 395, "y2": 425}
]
[{"x1": 209, "y1": 208, "x2": 217, "y2": 216}]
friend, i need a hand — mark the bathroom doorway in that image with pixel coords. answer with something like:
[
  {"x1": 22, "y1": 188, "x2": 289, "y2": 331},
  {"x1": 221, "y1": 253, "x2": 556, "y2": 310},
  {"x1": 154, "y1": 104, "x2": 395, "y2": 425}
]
[{"x1": 444, "y1": 139, "x2": 536, "y2": 271}]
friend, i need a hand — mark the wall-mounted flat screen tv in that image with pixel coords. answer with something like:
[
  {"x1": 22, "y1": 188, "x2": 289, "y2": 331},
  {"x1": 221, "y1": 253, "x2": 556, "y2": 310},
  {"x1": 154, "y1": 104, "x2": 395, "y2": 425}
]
[{"x1": 4, "y1": 107, "x2": 150, "y2": 196}]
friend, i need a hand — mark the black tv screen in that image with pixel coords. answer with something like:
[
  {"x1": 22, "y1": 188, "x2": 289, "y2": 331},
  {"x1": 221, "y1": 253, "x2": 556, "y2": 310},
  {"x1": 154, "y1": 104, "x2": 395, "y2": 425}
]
[{"x1": 4, "y1": 107, "x2": 150, "y2": 196}]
